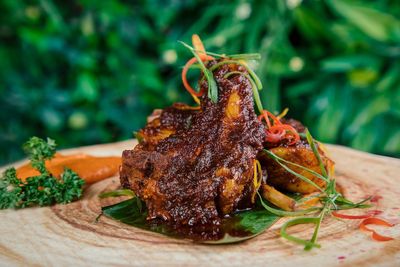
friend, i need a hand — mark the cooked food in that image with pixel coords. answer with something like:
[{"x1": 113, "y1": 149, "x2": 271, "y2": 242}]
[
  {"x1": 261, "y1": 184, "x2": 296, "y2": 211},
  {"x1": 0, "y1": 137, "x2": 86, "y2": 209},
  {"x1": 120, "y1": 61, "x2": 265, "y2": 225},
  {"x1": 136, "y1": 103, "x2": 198, "y2": 148},
  {"x1": 120, "y1": 33, "x2": 337, "y2": 225},
  {"x1": 256, "y1": 117, "x2": 334, "y2": 194},
  {"x1": 261, "y1": 142, "x2": 334, "y2": 194},
  {"x1": 102, "y1": 34, "x2": 393, "y2": 248},
  {"x1": 1, "y1": 34, "x2": 392, "y2": 250}
]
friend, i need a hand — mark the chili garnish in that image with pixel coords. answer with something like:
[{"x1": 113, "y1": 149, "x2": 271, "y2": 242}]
[
  {"x1": 359, "y1": 217, "x2": 395, "y2": 241},
  {"x1": 258, "y1": 109, "x2": 300, "y2": 145},
  {"x1": 181, "y1": 34, "x2": 214, "y2": 97},
  {"x1": 332, "y1": 210, "x2": 382, "y2": 220}
]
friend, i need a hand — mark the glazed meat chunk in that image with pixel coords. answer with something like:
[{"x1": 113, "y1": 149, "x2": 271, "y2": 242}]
[
  {"x1": 120, "y1": 61, "x2": 265, "y2": 226},
  {"x1": 136, "y1": 103, "x2": 198, "y2": 149}
]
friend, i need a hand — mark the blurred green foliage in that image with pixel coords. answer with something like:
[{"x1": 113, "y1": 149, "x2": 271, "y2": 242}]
[{"x1": 1, "y1": 0, "x2": 399, "y2": 165}]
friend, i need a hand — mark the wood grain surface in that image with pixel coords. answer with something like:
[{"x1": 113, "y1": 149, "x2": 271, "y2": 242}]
[{"x1": 0, "y1": 140, "x2": 399, "y2": 267}]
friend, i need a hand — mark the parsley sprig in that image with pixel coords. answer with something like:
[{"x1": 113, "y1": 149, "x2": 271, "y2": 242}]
[{"x1": 0, "y1": 137, "x2": 85, "y2": 209}]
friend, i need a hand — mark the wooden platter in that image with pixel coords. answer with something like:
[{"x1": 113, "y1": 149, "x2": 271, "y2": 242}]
[{"x1": 0, "y1": 140, "x2": 399, "y2": 267}]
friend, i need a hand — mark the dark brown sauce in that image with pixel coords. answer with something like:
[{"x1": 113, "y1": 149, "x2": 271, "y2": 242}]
[
  {"x1": 102, "y1": 198, "x2": 279, "y2": 244},
  {"x1": 160, "y1": 215, "x2": 253, "y2": 242}
]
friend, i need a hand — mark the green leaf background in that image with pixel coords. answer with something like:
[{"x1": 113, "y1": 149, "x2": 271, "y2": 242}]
[{"x1": 1, "y1": 0, "x2": 399, "y2": 164}]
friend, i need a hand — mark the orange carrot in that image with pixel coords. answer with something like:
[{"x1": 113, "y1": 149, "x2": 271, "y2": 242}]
[
  {"x1": 192, "y1": 34, "x2": 206, "y2": 58},
  {"x1": 181, "y1": 34, "x2": 214, "y2": 97}
]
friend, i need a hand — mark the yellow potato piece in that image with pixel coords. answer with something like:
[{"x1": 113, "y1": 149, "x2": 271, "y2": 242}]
[{"x1": 264, "y1": 144, "x2": 334, "y2": 194}]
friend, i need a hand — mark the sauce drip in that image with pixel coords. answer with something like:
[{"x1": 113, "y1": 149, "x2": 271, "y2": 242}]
[{"x1": 17, "y1": 153, "x2": 121, "y2": 184}]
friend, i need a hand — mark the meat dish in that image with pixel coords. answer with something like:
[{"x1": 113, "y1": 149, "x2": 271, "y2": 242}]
[
  {"x1": 119, "y1": 35, "x2": 334, "y2": 227},
  {"x1": 121, "y1": 61, "x2": 265, "y2": 225}
]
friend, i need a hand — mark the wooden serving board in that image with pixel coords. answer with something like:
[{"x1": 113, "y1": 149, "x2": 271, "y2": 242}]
[{"x1": 0, "y1": 140, "x2": 399, "y2": 267}]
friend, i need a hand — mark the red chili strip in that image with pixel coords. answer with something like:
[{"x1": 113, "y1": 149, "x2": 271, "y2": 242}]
[
  {"x1": 181, "y1": 34, "x2": 215, "y2": 97},
  {"x1": 182, "y1": 57, "x2": 206, "y2": 97},
  {"x1": 332, "y1": 210, "x2": 382, "y2": 220},
  {"x1": 271, "y1": 124, "x2": 300, "y2": 145},
  {"x1": 258, "y1": 110, "x2": 272, "y2": 128},
  {"x1": 359, "y1": 217, "x2": 395, "y2": 241},
  {"x1": 258, "y1": 109, "x2": 300, "y2": 144}
]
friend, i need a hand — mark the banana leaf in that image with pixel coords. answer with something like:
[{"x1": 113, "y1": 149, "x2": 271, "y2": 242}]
[{"x1": 102, "y1": 197, "x2": 280, "y2": 244}]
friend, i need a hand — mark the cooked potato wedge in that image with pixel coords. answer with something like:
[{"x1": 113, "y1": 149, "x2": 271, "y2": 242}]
[
  {"x1": 261, "y1": 184, "x2": 296, "y2": 211},
  {"x1": 261, "y1": 143, "x2": 334, "y2": 194}
]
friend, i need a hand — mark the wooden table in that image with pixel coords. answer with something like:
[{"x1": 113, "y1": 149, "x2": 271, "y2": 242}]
[{"x1": 0, "y1": 140, "x2": 399, "y2": 267}]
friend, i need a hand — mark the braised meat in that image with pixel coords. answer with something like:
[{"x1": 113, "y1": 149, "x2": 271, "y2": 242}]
[
  {"x1": 136, "y1": 103, "x2": 198, "y2": 149},
  {"x1": 120, "y1": 61, "x2": 265, "y2": 226}
]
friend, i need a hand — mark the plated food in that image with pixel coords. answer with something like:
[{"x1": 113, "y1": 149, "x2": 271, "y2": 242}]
[
  {"x1": 0, "y1": 35, "x2": 395, "y2": 250},
  {"x1": 109, "y1": 35, "x2": 393, "y2": 247}
]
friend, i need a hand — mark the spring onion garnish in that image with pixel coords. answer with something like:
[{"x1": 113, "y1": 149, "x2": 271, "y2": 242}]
[
  {"x1": 263, "y1": 149, "x2": 329, "y2": 184},
  {"x1": 208, "y1": 60, "x2": 263, "y2": 90},
  {"x1": 260, "y1": 129, "x2": 373, "y2": 250},
  {"x1": 280, "y1": 217, "x2": 322, "y2": 249},
  {"x1": 306, "y1": 130, "x2": 328, "y2": 178},
  {"x1": 191, "y1": 49, "x2": 262, "y2": 61},
  {"x1": 258, "y1": 193, "x2": 321, "y2": 217},
  {"x1": 180, "y1": 36, "x2": 263, "y2": 106},
  {"x1": 224, "y1": 71, "x2": 264, "y2": 113},
  {"x1": 180, "y1": 41, "x2": 218, "y2": 103}
]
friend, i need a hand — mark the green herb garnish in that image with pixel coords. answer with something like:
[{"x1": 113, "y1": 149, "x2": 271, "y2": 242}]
[
  {"x1": 262, "y1": 150, "x2": 326, "y2": 192},
  {"x1": 208, "y1": 60, "x2": 263, "y2": 90},
  {"x1": 0, "y1": 137, "x2": 85, "y2": 209},
  {"x1": 180, "y1": 41, "x2": 219, "y2": 103},
  {"x1": 305, "y1": 130, "x2": 328, "y2": 177},
  {"x1": 180, "y1": 41, "x2": 263, "y2": 105},
  {"x1": 224, "y1": 71, "x2": 264, "y2": 113},
  {"x1": 262, "y1": 129, "x2": 370, "y2": 250}
]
